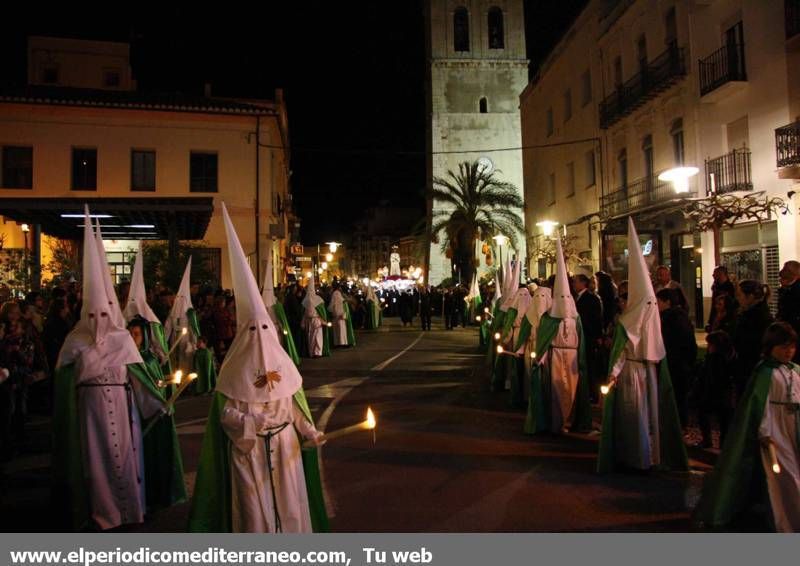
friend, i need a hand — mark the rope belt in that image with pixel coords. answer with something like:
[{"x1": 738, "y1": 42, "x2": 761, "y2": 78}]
[
  {"x1": 260, "y1": 422, "x2": 291, "y2": 532},
  {"x1": 551, "y1": 345, "x2": 578, "y2": 351}
]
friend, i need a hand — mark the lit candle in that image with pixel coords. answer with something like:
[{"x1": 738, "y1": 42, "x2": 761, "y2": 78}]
[
  {"x1": 168, "y1": 327, "x2": 189, "y2": 356},
  {"x1": 494, "y1": 332, "x2": 501, "y2": 341},
  {"x1": 476, "y1": 316, "x2": 482, "y2": 322},
  {"x1": 496, "y1": 345, "x2": 504, "y2": 354},
  {"x1": 302, "y1": 407, "x2": 377, "y2": 448}
]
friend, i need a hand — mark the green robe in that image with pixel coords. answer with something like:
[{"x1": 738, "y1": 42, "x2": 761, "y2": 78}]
[
  {"x1": 150, "y1": 320, "x2": 171, "y2": 375},
  {"x1": 344, "y1": 302, "x2": 357, "y2": 346},
  {"x1": 365, "y1": 300, "x2": 381, "y2": 330},
  {"x1": 316, "y1": 303, "x2": 332, "y2": 357},
  {"x1": 596, "y1": 324, "x2": 689, "y2": 473},
  {"x1": 193, "y1": 348, "x2": 218, "y2": 394},
  {"x1": 692, "y1": 360, "x2": 784, "y2": 530},
  {"x1": 524, "y1": 314, "x2": 592, "y2": 434},
  {"x1": 273, "y1": 302, "x2": 301, "y2": 366},
  {"x1": 187, "y1": 389, "x2": 329, "y2": 532},
  {"x1": 490, "y1": 308, "x2": 510, "y2": 392},
  {"x1": 52, "y1": 361, "x2": 172, "y2": 530},
  {"x1": 136, "y1": 351, "x2": 188, "y2": 511}
]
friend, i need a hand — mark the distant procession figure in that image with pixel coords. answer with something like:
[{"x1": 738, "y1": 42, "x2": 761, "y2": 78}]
[
  {"x1": 515, "y1": 285, "x2": 552, "y2": 400},
  {"x1": 597, "y1": 218, "x2": 688, "y2": 473},
  {"x1": 491, "y1": 260, "x2": 520, "y2": 393},
  {"x1": 328, "y1": 286, "x2": 355, "y2": 347},
  {"x1": 301, "y1": 277, "x2": 328, "y2": 358},
  {"x1": 500, "y1": 286, "x2": 531, "y2": 408}
]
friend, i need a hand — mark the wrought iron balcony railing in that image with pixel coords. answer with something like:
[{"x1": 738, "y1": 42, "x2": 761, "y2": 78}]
[
  {"x1": 705, "y1": 148, "x2": 752, "y2": 195},
  {"x1": 600, "y1": 170, "x2": 696, "y2": 219},
  {"x1": 776, "y1": 121, "x2": 800, "y2": 168},
  {"x1": 599, "y1": 45, "x2": 687, "y2": 129},
  {"x1": 699, "y1": 43, "x2": 746, "y2": 96}
]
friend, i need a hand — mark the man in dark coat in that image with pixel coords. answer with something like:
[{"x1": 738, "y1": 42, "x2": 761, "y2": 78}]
[
  {"x1": 418, "y1": 286, "x2": 432, "y2": 331},
  {"x1": 706, "y1": 265, "x2": 737, "y2": 331},
  {"x1": 443, "y1": 289, "x2": 455, "y2": 330},
  {"x1": 657, "y1": 288, "x2": 697, "y2": 428},
  {"x1": 574, "y1": 274, "x2": 603, "y2": 403},
  {"x1": 777, "y1": 260, "x2": 800, "y2": 362}
]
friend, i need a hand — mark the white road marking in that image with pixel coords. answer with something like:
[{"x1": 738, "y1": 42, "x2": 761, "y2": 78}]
[{"x1": 370, "y1": 332, "x2": 425, "y2": 371}]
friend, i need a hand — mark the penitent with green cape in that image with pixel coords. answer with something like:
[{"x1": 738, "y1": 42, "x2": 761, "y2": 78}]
[
  {"x1": 262, "y1": 256, "x2": 301, "y2": 366},
  {"x1": 189, "y1": 202, "x2": 327, "y2": 533}
]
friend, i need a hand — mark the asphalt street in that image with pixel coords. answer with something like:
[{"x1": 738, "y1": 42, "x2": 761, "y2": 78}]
[{"x1": 0, "y1": 317, "x2": 714, "y2": 532}]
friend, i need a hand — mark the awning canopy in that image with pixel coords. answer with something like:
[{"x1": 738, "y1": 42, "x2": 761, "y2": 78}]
[{"x1": 0, "y1": 197, "x2": 214, "y2": 240}]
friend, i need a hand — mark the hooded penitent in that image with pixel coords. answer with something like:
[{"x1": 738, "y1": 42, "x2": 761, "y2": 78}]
[
  {"x1": 302, "y1": 275, "x2": 324, "y2": 318},
  {"x1": 58, "y1": 207, "x2": 143, "y2": 371},
  {"x1": 491, "y1": 277, "x2": 502, "y2": 309},
  {"x1": 550, "y1": 238, "x2": 578, "y2": 320},
  {"x1": 165, "y1": 257, "x2": 197, "y2": 352},
  {"x1": 619, "y1": 217, "x2": 665, "y2": 362},
  {"x1": 124, "y1": 241, "x2": 169, "y2": 364},
  {"x1": 527, "y1": 287, "x2": 552, "y2": 328},
  {"x1": 94, "y1": 218, "x2": 127, "y2": 330},
  {"x1": 216, "y1": 202, "x2": 302, "y2": 404}
]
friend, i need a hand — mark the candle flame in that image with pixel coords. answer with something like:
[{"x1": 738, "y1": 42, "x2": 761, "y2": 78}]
[
  {"x1": 475, "y1": 316, "x2": 481, "y2": 322},
  {"x1": 181, "y1": 327, "x2": 188, "y2": 335},
  {"x1": 773, "y1": 463, "x2": 781, "y2": 474},
  {"x1": 366, "y1": 407, "x2": 376, "y2": 429},
  {"x1": 496, "y1": 345, "x2": 503, "y2": 354},
  {"x1": 174, "y1": 370, "x2": 183, "y2": 385},
  {"x1": 327, "y1": 322, "x2": 332, "y2": 327},
  {"x1": 530, "y1": 351, "x2": 536, "y2": 359},
  {"x1": 484, "y1": 307, "x2": 490, "y2": 313},
  {"x1": 601, "y1": 385, "x2": 610, "y2": 395},
  {"x1": 494, "y1": 332, "x2": 501, "y2": 340},
  {"x1": 283, "y1": 329, "x2": 289, "y2": 335},
  {"x1": 188, "y1": 372, "x2": 198, "y2": 381}
]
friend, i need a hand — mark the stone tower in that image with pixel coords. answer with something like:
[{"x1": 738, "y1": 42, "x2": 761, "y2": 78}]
[{"x1": 425, "y1": 0, "x2": 528, "y2": 285}]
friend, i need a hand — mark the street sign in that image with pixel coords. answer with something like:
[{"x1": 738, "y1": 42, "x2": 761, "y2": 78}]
[{"x1": 291, "y1": 243, "x2": 304, "y2": 255}]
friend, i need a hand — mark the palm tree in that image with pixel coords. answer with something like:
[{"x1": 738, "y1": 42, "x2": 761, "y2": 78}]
[{"x1": 429, "y1": 160, "x2": 524, "y2": 285}]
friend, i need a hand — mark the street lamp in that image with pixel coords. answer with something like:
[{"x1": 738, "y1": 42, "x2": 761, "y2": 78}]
[
  {"x1": 536, "y1": 220, "x2": 559, "y2": 237},
  {"x1": 492, "y1": 234, "x2": 509, "y2": 269},
  {"x1": 658, "y1": 166, "x2": 699, "y2": 194},
  {"x1": 326, "y1": 241, "x2": 341, "y2": 254}
]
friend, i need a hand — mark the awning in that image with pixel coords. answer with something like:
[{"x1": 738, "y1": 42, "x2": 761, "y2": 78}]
[{"x1": 0, "y1": 197, "x2": 214, "y2": 240}]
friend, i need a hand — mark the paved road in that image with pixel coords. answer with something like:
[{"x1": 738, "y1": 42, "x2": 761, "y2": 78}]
[{"x1": 1, "y1": 317, "x2": 714, "y2": 532}]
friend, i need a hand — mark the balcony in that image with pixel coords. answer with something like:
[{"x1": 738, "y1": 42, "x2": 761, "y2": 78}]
[
  {"x1": 705, "y1": 149, "x2": 752, "y2": 195},
  {"x1": 599, "y1": 45, "x2": 687, "y2": 129},
  {"x1": 600, "y1": 170, "x2": 696, "y2": 219},
  {"x1": 699, "y1": 43, "x2": 747, "y2": 100},
  {"x1": 776, "y1": 121, "x2": 800, "y2": 179}
]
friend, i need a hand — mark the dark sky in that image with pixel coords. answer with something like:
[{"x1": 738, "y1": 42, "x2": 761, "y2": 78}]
[{"x1": 1, "y1": 1, "x2": 587, "y2": 244}]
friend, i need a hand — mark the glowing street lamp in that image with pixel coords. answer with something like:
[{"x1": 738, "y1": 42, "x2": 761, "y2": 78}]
[
  {"x1": 492, "y1": 234, "x2": 509, "y2": 247},
  {"x1": 658, "y1": 166, "x2": 699, "y2": 194},
  {"x1": 536, "y1": 220, "x2": 559, "y2": 237},
  {"x1": 326, "y1": 242, "x2": 341, "y2": 254}
]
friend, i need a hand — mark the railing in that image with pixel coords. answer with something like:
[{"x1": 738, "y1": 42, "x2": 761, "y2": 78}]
[
  {"x1": 788, "y1": 0, "x2": 800, "y2": 39},
  {"x1": 699, "y1": 43, "x2": 746, "y2": 96},
  {"x1": 705, "y1": 149, "x2": 752, "y2": 195},
  {"x1": 776, "y1": 121, "x2": 800, "y2": 168},
  {"x1": 600, "y1": 170, "x2": 695, "y2": 218},
  {"x1": 599, "y1": 45, "x2": 687, "y2": 129}
]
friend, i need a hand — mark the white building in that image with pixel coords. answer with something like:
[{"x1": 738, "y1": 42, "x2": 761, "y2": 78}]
[{"x1": 521, "y1": 0, "x2": 798, "y2": 324}]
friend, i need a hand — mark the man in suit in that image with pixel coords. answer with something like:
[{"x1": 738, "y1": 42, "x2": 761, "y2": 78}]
[{"x1": 574, "y1": 274, "x2": 603, "y2": 403}]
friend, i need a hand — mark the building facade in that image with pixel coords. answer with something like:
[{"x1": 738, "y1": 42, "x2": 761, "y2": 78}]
[
  {"x1": 521, "y1": 0, "x2": 797, "y2": 324},
  {"x1": 425, "y1": 0, "x2": 528, "y2": 285},
  {"x1": 0, "y1": 36, "x2": 295, "y2": 291}
]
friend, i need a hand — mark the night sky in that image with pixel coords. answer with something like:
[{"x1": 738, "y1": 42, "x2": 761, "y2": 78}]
[{"x1": 1, "y1": 1, "x2": 587, "y2": 243}]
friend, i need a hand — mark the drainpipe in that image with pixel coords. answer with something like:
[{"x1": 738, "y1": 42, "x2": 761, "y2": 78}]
[{"x1": 255, "y1": 115, "x2": 261, "y2": 283}]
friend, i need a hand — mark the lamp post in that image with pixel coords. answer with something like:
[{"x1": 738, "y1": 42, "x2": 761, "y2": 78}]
[
  {"x1": 492, "y1": 234, "x2": 509, "y2": 272},
  {"x1": 658, "y1": 166, "x2": 699, "y2": 194}
]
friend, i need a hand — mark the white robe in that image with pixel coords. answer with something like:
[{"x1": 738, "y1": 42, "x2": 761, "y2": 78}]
[
  {"x1": 220, "y1": 396, "x2": 319, "y2": 533},
  {"x1": 301, "y1": 312, "x2": 324, "y2": 357},
  {"x1": 329, "y1": 292, "x2": 349, "y2": 347},
  {"x1": 610, "y1": 341, "x2": 661, "y2": 470},
  {"x1": 77, "y1": 365, "x2": 161, "y2": 530},
  {"x1": 758, "y1": 366, "x2": 800, "y2": 533},
  {"x1": 543, "y1": 318, "x2": 580, "y2": 433}
]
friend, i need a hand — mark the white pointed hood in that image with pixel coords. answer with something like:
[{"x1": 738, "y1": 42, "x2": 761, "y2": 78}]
[
  {"x1": 124, "y1": 241, "x2": 159, "y2": 324},
  {"x1": 57, "y1": 206, "x2": 142, "y2": 370},
  {"x1": 526, "y1": 286, "x2": 552, "y2": 326},
  {"x1": 500, "y1": 260, "x2": 515, "y2": 312},
  {"x1": 216, "y1": 202, "x2": 302, "y2": 403},
  {"x1": 261, "y1": 256, "x2": 277, "y2": 309},
  {"x1": 302, "y1": 274, "x2": 324, "y2": 317},
  {"x1": 466, "y1": 274, "x2": 480, "y2": 301},
  {"x1": 165, "y1": 257, "x2": 196, "y2": 346},
  {"x1": 509, "y1": 287, "x2": 532, "y2": 325},
  {"x1": 620, "y1": 217, "x2": 665, "y2": 361},
  {"x1": 94, "y1": 219, "x2": 126, "y2": 329},
  {"x1": 550, "y1": 237, "x2": 578, "y2": 319},
  {"x1": 491, "y1": 277, "x2": 502, "y2": 309}
]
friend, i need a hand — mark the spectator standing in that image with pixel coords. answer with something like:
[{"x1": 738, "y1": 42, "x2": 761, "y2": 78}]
[
  {"x1": 732, "y1": 280, "x2": 774, "y2": 398},
  {"x1": 657, "y1": 288, "x2": 698, "y2": 429}
]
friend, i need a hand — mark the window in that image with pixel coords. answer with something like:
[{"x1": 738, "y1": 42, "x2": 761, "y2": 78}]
[
  {"x1": 72, "y1": 148, "x2": 97, "y2": 190},
  {"x1": 671, "y1": 119, "x2": 684, "y2": 165},
  {"x1": 190, "y1": 152, "x2": 218, "y2": 192},
  {"x1": 618, "y1": 149, "x2": 628, "y2": 190},
  {"x1": 547, "y1": 173, "x2": 556, "y2": 205},
  {"x1": 131, "y1": 150, "x2": 156, "y2": 191},
  {"x1": 42, "y1": 66, "x2": 59, "y2": 84},
  {"x1": 725, "y1": 21, "x2": 746, "y2": 79},
  {"x1": 546, "y1": 108, "x2": 554, "y2": 137},
  {"x1": 563, "y1": 89, "x2": 572, "y2": 122},
  {"x1": 488, "y1": 7, "x2": 504, "y2": 49},
  {"x1": 637, "y1": 35, "x2": 648, "y2": 71},
  {"x1": 613, "y1": 56, "x2": 623, "y2": 88},
  {"x1": 566, "y1": 162, "x2": 575, "y2": 197},
  {"x1": 642, "y1": 135, "x2": 654, "y2": 183},
  {"x1": 2, "y1": 146, "x2": 33, "y2": 189},
  {"x1": 585, "y1": 150, "x2": 596, "y2": 187},
  {"x1": 479, "y1": 97, "x2": 488, "y2": 113},
  {"x1": 454, "y1": 7, "x2": 470, "y2": 52},
  {"x1": 664, "y1": 7, "x2": 677, "y2": 47},
  {"x1": 104, "y1": 69, "x2": 121, "y2": 88},
  {"x1": 581, "y1": 70, "x2": 592, "y2": 106}
]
